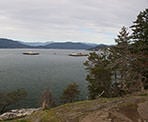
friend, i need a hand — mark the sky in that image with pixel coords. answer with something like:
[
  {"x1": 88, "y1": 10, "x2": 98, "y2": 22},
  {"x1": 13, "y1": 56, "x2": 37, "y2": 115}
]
[{"x1": 0, "y1": 0, "x2": 147, "y2": 44}]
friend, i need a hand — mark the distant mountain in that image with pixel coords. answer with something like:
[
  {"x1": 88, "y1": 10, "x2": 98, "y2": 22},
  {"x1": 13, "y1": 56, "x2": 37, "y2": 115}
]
[
  {"x1": 0, "y1": 38, "x2": 97, "y2": 49},
  {"x1": 40, "y1": 42, "x2": 97, "y2": 49},
  {"x1": 21, "y1": 42, "x2": 53, "y2": 47},
  {"x1": 89, "y1": 44, "x2": 111, "y2": 51},
  {"x1": 0, "y1": 38, "x2": 31, "y2": 48}
]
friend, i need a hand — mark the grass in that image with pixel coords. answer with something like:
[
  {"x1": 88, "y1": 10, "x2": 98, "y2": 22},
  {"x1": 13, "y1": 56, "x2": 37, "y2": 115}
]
[
  {"x1": 138, "y1": 93, "x2": 148, "y2": 96},
  {"x1": 3, "y1": 92, "x2": 148, "y2": 122},
  {"x1": 6, "y1": 97, "x2": 118, "y2": 122},
  {"x1": 4, "y1": 98, "x2": 117, "y2": 122}
]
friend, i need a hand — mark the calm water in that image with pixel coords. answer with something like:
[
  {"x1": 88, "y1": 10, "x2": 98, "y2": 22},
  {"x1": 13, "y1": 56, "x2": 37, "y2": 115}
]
[{"x1": 0, "y1": 49, "x2": 89, "y2": 108}]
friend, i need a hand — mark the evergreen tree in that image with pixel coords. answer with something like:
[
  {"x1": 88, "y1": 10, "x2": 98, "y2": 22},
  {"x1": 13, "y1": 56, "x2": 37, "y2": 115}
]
[
  {"x1": 0, "y1": 89, "x2": 27, "y2": 114},
  {"x1": 130, "y1": 9, "x2": 148, "y2": 89},
  {"x1": 131, "y1": 9, "x2": 148, "y2": 44},
  {"x1": 84, "y1": 51, "x2": 112, "y2": 99},
  {"x1": 61, "y1": 83, "x2": 80, "y2": 103},
  {"x1": 109, "y1": 27, "x2": 142, "y2": 95},
  {"x1": 84, "y1": 9, "x2": 148, "y2": 99}
]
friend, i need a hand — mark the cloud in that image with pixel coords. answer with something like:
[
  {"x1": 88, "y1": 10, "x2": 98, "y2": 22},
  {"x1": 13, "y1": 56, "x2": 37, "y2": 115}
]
[{"x1": 0, "y1": 0, "x2": 147, "y2": 44}]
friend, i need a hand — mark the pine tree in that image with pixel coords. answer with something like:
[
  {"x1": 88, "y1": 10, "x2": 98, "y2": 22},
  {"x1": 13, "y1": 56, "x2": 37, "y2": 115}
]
[
  {"x1": 84, "y1": 51, "x2": 112, "y2": 99},
  {"x1": 109, "y1": 27, "x2": 142, "y2": 95},
  {"x1": 131, "y1": 9, "x2": 148, "y2": 44},
  {"x1": 130, "y1": 9, "x2": 148, "y2": 89},
  {"x1": 109, "y1": 27, "x2": 130, "y2": 95},
  {"x1": 61, "y1": 83, "x2": 80, "y2": 103},
  {"x1": 84, "y1": 10, "x2": 148, "y2": 99}
]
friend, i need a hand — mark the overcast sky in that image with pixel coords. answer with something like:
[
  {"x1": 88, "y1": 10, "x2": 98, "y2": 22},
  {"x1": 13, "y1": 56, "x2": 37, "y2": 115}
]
[{"x1": 0, "y1": 0, "x2": 147, "y2": 44}]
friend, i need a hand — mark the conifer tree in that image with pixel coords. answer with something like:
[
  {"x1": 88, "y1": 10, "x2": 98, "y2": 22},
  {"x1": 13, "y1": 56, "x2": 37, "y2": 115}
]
[
  {"x1": 84, "y1": 9, "x2": 148, "y2": 99},
  {"x1": 61, "y1": 83, "x2": 80, "y2": 103},
  {"x1": 130, "y1": 9, "x2": 148, "y2": 89},
  {"x1": 109, "y1": 27, "x2": 143, "y2": 95},
  {"x1": 84, "y1": 51, "x2": 112, "y2": 99}
]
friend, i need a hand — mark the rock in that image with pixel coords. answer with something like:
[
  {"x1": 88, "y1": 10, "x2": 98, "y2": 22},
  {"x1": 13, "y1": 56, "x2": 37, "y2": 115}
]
[
  {"x1": 137, "y1": 101, "x2": 148, "y2": 120},
  {"x1": 0, "y1": 108, "x2": 40, "y2": 121}
]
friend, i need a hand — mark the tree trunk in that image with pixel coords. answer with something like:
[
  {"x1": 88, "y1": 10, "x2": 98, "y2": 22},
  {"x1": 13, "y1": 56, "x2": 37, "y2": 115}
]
[{"x1": 0, "y1": 105, "x2": 7, "y2": 114}]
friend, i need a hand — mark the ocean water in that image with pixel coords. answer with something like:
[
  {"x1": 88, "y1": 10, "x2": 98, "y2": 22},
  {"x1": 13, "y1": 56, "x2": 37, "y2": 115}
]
[{"x1": 0, "y1": 49, "x2": 89, "y2": 108}]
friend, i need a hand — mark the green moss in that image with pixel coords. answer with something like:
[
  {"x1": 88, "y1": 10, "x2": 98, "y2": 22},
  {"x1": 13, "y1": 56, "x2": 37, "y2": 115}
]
[
  {"x1": 3, "y1": 119, "x2": 30, "y2": 122},
  {"x1": 118, "y1": 102, "x2": 138, "y2": 110},
  {"x1": 27, "y1": 110, "x2": 60, "y2": 122},
  {"x1": 138, "y1": 93, "x2": 148, "y2": 96}
]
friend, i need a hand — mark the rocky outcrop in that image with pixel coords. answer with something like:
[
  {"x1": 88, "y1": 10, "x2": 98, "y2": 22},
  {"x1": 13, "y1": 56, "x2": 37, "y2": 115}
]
[
  {"x1": 1, "y1": 90, "x2": 148, "y2": 122},
  {"x1": 0, "y1": 108, "x2": 40, "y2": 121},
  {"x1": 80, "y1": 96, "x2": 148, "y2": 122}
]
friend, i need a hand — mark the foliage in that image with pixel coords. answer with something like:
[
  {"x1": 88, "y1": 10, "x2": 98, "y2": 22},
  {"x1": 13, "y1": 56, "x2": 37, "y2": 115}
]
[
  {"x1": 130, "y1": 8, "x2": 148, "y2": 89},
  {"x1": 0, "y1": 89, "x2": 27, "y2": 114},
  {"x1": 41, "y1": 88, "x2": 55, "y2": 110},
  {"x1": 109, "y1": 27, "x2": 143, "y2": 95},
  {"x1": 84, "y1": 52, "x2": 112, "y2": 99},
  {"x1": 61, "y1": 83, "x2": 80, "y2": 103},
  {"x1": 84, "y1": 9, "x2": 148, "y2": 99}
]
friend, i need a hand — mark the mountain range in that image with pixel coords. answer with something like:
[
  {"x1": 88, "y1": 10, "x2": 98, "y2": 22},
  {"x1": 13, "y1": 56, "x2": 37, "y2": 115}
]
[
  {"x1": 88, "y1": 44, "x2": 111, "y2": 51},
  {"x1": 0, "y1": 38, "x2": 31, "y2": 48},
  {"x1": 0, "y1": 38, "x2": 107, "y2": 50}
]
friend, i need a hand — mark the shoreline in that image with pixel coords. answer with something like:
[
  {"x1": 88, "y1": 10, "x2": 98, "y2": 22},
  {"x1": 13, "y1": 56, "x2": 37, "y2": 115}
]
[{"x1": 0, "y1": 108, "x2": 40, "y2": 121}]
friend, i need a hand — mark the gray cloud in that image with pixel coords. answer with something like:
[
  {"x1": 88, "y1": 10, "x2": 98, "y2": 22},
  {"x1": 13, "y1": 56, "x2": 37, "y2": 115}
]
[{"x1": 0, "y1": 0, "x2": 147, "y2": 44}]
